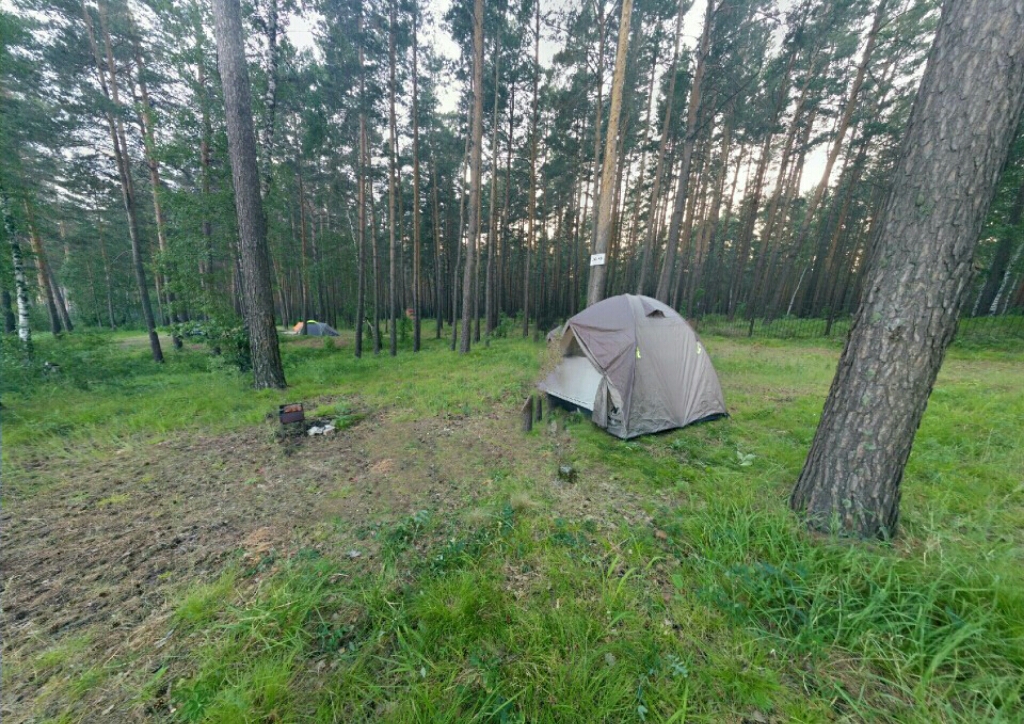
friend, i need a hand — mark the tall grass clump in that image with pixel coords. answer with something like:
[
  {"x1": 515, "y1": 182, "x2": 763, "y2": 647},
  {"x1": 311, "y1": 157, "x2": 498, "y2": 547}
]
[{"x1": 674, "y1": 505, "x2": 1024, "y2": 722}]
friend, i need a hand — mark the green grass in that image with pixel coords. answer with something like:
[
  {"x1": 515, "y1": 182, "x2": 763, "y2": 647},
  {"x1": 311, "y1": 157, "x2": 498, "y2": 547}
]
[
  {"x1": 165, "y1": 500, "x2": 1024, "y2": 722},
  {"x1": 1, "y1": 330, "x2": 539, "y2": 469},
  {"x1": 4, "y1": 327, "x2": 1023, "y2": 722}
]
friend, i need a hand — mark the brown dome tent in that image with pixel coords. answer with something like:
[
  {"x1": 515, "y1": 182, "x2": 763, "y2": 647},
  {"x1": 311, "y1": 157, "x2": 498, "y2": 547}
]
[{"x1": 539, "y1": 295, "x2": 726, "y2": 438}]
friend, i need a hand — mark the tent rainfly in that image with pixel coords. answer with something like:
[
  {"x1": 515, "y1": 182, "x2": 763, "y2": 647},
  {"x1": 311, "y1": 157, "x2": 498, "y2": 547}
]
[{"x1": 539, "y1": 295, "x2": 726, "y2": 438}]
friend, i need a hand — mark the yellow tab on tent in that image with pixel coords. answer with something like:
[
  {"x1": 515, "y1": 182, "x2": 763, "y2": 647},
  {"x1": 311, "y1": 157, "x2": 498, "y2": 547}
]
[{"x1": 636, "y1": 346, "x2": 641, "y2": 359}]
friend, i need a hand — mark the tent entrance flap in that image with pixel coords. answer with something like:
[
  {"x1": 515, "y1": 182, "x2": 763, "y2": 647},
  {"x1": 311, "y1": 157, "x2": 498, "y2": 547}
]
[{"x1": 540, "y1": 356, "x2": 603, "y2": 411}]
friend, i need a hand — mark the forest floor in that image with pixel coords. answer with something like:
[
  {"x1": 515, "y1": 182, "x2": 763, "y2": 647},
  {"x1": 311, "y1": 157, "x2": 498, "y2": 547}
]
[{"x1": 2, "y1": 329, "x2": 1023, "y2": 723}]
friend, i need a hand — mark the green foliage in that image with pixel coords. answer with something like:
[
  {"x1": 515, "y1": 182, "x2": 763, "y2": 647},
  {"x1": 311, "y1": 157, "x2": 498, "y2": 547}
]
[{"x1": 171, "y1": 319, "x2": 251, "y2": 372}]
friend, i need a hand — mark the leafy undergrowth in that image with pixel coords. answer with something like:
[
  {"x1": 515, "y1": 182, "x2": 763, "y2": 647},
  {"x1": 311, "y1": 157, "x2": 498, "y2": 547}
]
[{"x1": 3, "y1": 328, "x2": 1023, "y2": 722}]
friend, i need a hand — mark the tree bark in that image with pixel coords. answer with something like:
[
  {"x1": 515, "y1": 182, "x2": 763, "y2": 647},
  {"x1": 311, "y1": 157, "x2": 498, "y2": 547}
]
[
  {"x1": 411, "y1": 1, "x2": 422, "y2": 351},
  {"x1": 791, "y1": 0, "x2": 1024, "y2": 539},
  {"x1": 586, "y1": 0, "x2": 633, "y2": 307},
  {"x1": 523, "y1": 0, "x2": 540, "y2": 334},
  {"x1": 23, "y1": 202, "x2": 62, "y2": 335},
  {"x1": 388, "y1": 0, "x2": 399, "y2": 356},
  {"x1": 211, "y1": 0, "x2": 286, "y2": 388},
  {"x1": 355, "y1": 11, "x2": 368, "y2": 358},
  {"x1": 1, "y1": 187, "x2": 32, "y2": 354},
  {"x1": 486, "y1": 31, "x2": 501, "y2": 338},
  {"x1": 459, "y1": 0, "x2": 484, "y2": 354}
]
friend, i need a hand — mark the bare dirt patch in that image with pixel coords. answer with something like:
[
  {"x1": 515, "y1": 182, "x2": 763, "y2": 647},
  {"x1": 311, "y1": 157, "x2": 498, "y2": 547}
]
[{"x1": 3, "y1": 401, "x2": 649, "y2": 722}]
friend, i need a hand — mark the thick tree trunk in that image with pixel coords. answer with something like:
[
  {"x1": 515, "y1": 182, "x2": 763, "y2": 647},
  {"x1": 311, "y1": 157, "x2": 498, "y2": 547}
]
[
  {"x1": 587, "y1": 0, "x2": 633, "y2": 307},
  {"x1": 211, "y1": 0, "x2": 286, "y2": 388},
  {"x1": 459, "y1": 0, "x2": 484, "y2": 354},
  {"x1": 791, "y1": 0, "x2": 1024, "y2": 539}
]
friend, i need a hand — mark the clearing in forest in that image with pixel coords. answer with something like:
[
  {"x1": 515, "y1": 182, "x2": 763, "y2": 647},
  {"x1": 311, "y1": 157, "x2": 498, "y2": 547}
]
[{"x1": 1, "y1": 331, "x2": 1023, "y2": 723}]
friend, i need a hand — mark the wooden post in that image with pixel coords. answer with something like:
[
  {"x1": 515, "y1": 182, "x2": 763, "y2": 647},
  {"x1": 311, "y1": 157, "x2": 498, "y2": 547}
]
[
  {"x1": 535, "y1": 394, "x2": 543, "y2": 422},
  {"x1": 521, "y1": 395, "x2": 534, "y2": 432}
]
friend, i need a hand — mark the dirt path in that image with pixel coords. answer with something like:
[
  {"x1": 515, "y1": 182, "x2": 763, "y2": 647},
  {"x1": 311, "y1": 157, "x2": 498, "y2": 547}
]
[{"x1": 1, "y1": 403, "x2": 646, "y2": 722}]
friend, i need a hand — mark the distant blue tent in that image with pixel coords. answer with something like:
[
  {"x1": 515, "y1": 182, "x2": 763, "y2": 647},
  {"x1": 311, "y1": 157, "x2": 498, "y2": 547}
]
[{"x1": 296, "y1": 320, "x2": 339, "y2": 337}]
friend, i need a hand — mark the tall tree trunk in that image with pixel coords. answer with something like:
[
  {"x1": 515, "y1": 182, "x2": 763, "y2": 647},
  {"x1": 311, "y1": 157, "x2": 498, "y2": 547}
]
[
  {"x1": 523, "y1": 0, "x2": 539, "y2": 335},
  {"x1": 86, "y1": 0, "x2": 162, "y2": 361},
  {"x1": 587, "y1": 0, "x2": 633, "y2": 307},
  {"x1": 388, "y1": 0, "x2": 399, "y2": 356},
  {"x1": 433, "y1": 160, "x2": 443, "y2": 338},
  {"x1": 587, "y1": 0, "x2": 607, "y2": 258},
  {"x1": 196, "y1": 39, "x2": 215, "y2": 287},
  {"x1": 1, "y1": 187, "x2": 32, "y2": 354},
  {"x1": 23, "y1": 202, "x2": 62, "y2": 335},
  {"x1": 486, "y1": 32, "x2": 501, "y2": 339},
  {"x1": 655, "y1": 0, "x2": 714, "y2": 303},
  {"x1": 259, "y1": 0, "x2": 280, "y2": 199},
  {"x1": 976, "y1": 174, "x2": 1024, "y2": 314},
  {"x1": 689, "y1": 109, "x2": 732, "y2": 316},
  {"x1": 636, "y1": 0, "x2": 686, "y2": 296},
  {"x1": 791, "y1": 0, "x2": 1024, "y2": 539},
  {"x1": 451, "y1": 127, "x2": 470, "y2": 351},
  {"x1": 370, "y1": 179, "x2": 382, "y2": 354},
  {"x1": 769, "y1": 0, "x2": 889, "y2": 319},
  {"x1": 53, "y1": 221, "x2": 74, "y2": 331},
  {"x1": 624, "y1": 36, "x2": 657, "y2": 291},
  {"x1": 211, "y1": 0, "x2": 286, "y2": 388},
  {"x1": 130, "y1": 24, "x2": 175, "y2": 324},
  {"x1": 499, "y1": 81, "x2": 515, "y2": 323},
  {"x1": 459, "y1": 0, "x2": 484, "y2": 354},
  {"x1": 411, "y1": 1, "x2": 422, "y2": 351},
  {"x1": 355, "y1": 12, "x2": 368, "y2": 358},
  {"x1": 97, "y1": 217, "x2": 116, "y2": 329}
]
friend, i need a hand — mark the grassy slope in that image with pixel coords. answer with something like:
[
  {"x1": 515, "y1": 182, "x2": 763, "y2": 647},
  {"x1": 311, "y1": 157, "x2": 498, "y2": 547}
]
[{"x1": 3, "y1": 330, "x2": 1023, "y2": 723}]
